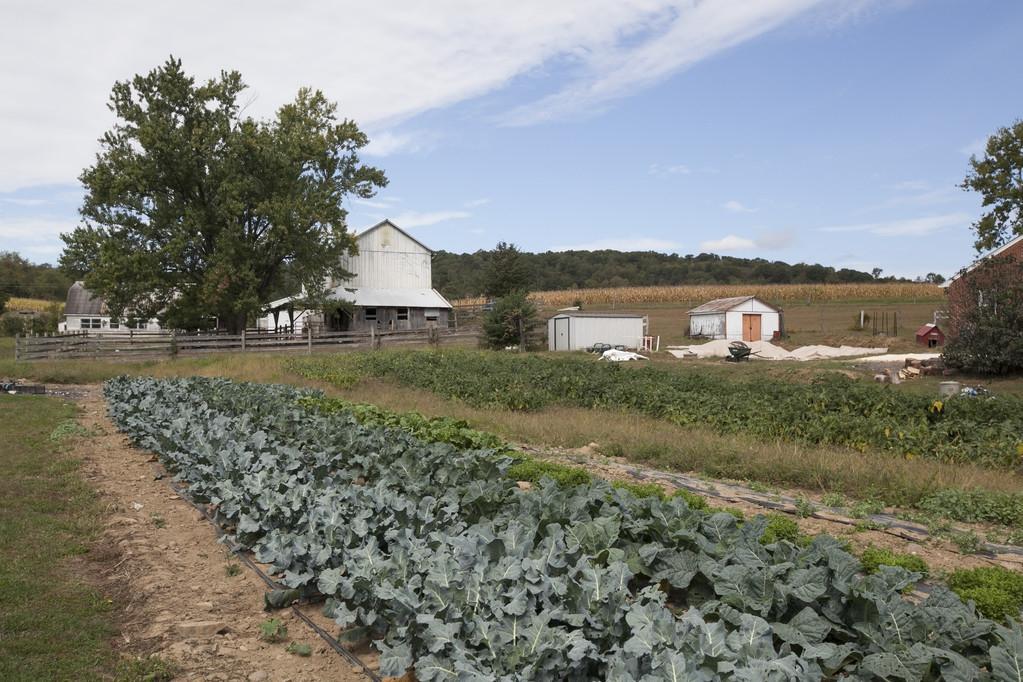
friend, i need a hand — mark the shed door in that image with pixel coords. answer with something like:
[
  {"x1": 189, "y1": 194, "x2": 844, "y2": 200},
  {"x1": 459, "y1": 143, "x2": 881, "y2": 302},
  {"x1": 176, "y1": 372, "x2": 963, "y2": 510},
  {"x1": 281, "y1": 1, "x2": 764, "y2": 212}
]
[
  {"x1": 742, "y1": 314, "x2": 762, "y2": 342},
  {"x1": 554, "y1": 317, "x2": 570, "y2": 350}
]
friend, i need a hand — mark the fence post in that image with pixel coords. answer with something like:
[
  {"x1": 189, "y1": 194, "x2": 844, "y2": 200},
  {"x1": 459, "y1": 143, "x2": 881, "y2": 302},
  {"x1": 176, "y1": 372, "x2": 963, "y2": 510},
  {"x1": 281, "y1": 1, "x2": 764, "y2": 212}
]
[
  {"x1": 170, "y1": 330, "x2": 178, "y2": 358},
  {"x1": 241, "y1": 329, "x2": 247, "y2": 352},
  {"x1": 307, "y1": 325, "x2": 312, "y2": 354},
  {"x1": 14, "y1": 333, "x2": 19, "y2": 362},
  {"x1": 370, "y1": 325, "x2": 375, "y2": 350}
]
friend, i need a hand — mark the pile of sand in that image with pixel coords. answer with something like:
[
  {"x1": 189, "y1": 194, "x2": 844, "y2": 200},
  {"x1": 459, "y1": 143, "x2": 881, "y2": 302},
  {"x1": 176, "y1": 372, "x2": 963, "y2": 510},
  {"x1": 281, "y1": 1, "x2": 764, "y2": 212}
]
[{"x1": 666, "y1": 340, "x2": 888, "y2": 362}]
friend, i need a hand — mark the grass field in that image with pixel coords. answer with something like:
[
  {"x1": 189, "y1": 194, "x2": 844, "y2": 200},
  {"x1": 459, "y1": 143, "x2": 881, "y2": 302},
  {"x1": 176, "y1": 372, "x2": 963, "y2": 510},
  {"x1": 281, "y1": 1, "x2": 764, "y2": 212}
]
[{"x1": 0, "y1": 395, "x2": 116, "y2": 680}]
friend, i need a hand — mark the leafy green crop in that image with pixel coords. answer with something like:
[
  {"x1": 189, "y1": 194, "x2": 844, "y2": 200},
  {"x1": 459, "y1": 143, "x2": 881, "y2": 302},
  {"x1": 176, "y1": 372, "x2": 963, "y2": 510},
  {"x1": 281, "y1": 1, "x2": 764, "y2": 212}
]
[
  {"x1": 950, "y1": 567, "x2": 1023, "y2": 622},
  {"x1": 104, "y1": 376, "x2": 1023, "y2": 680},
  {"x1": 859, "y1": 547, "x2": 929, "y2": 577},
  {"x1": 289, "y1": 350, "x2": 1023, "y2": 468}
]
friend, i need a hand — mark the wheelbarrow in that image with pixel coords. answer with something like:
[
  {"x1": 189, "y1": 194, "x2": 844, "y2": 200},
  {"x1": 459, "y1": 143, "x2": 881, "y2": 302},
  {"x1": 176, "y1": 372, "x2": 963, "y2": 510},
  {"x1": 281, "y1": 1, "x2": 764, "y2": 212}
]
[{"x1": 725, "y1": 341, "x2": 754, "y2": 362}]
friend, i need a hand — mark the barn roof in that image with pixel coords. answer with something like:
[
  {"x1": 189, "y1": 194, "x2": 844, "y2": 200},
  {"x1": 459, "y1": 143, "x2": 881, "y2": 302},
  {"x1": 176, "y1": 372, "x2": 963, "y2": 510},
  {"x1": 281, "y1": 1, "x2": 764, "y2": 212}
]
[
  {"x1": 688, "y1": 295, "x2": 779, "y2": 314},
  {"x1": 915, "y1": 323, "x2": 942, "y2": 336},
  {"x1": 64, "y1": 281, "x2": 105, "y2": 316},
  {"x1": 356, "y1": 219, "x2": 434, "y2": 254}
]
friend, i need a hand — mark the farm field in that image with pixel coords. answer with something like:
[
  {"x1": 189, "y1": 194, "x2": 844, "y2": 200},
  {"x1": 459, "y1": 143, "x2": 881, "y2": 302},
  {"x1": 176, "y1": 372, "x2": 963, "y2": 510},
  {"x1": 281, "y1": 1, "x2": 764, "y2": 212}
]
[
  {"x1": 102, "y1": 375, "x2": 1023, "y2": 679},
  {"x1": 455, "y1": 282, "x2": 945, "y2": 308},
  {"x1": 562, "y1": 300, "x2": 944, "y2": 349}
]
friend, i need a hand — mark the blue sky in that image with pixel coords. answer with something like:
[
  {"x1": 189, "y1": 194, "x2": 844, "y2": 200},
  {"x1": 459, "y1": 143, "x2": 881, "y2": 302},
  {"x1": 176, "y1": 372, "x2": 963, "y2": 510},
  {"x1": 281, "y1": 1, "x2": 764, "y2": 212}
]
[{"x1": 1, "y1": 0, "x2": 1020, "y2": 278}]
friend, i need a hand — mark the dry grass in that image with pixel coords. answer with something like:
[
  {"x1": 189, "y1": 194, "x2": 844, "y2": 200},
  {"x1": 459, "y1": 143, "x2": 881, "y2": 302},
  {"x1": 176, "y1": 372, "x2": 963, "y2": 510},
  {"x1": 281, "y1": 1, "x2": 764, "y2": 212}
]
[
  {"x1": 337, "y1": 378, "x2": 1023, "y2": 505},
  {"x1": 455, "y1": 283, "x2": 944, "y2": 307}
]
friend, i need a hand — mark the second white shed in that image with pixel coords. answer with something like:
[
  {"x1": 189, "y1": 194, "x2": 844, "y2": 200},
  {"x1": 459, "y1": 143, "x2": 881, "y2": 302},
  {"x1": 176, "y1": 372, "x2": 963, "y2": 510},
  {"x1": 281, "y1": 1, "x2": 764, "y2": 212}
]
[
  {"x1": 688, "y1": 296, "x2": 781, "y2": 341},
  {"x1": 548, "y1": 312, "x2": 647, "y2": 351}
]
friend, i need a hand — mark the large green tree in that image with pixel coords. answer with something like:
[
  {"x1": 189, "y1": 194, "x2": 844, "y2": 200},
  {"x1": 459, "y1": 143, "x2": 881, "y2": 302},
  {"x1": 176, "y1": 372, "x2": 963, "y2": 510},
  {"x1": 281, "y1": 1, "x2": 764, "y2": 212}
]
[
  {"x1": 61, "y1": 58, "x2": 386, "y2": 332},
  {"x1": 962, "y1": 119, "x2": 1023, "y2": 252},
  {"x1": 483, "y1": 242, "x2": 531, "y2": 298}
]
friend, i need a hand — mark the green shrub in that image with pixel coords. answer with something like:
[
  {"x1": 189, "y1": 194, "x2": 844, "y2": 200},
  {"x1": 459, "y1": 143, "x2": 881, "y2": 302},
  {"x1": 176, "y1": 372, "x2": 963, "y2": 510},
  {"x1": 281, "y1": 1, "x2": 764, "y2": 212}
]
[
  {"x1": 916, "y1": 489, "x2": 1023, "y2": 528},
  {"x1": 506, "y1": 457, "x2": 592, "y2": 487},
  {"x1": 760, "y1": 514, "x2": 801, "y2": 545},
  {"x1": 613, "y1": 481, "x2": 666, "y2": 500},
  {"x1": 859, "y1": 546, "x2": 929, "y2": 576},
  {"x1": 948, "y1": 566, "x2": 1023, "y2": 621},
  {"x1": 671, "y1": 488, "x2": 708, "y2": 510}
]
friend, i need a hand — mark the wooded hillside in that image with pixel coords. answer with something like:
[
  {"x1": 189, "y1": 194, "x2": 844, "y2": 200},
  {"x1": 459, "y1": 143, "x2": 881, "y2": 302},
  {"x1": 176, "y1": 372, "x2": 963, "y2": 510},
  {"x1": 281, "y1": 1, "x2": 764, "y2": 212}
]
[{"x1": 432, "y1": 250, "x2": 880, "y2": 299}]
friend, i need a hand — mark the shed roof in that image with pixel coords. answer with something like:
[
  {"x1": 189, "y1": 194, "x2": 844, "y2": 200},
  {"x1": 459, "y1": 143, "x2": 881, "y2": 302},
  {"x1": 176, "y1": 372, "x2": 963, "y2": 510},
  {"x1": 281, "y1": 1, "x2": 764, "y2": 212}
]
[
  {"x1": 268, "y1": 286, "x2": 452, "y2": 310},
  {"x1": 943, "y1": 233, "x2": 1023, "y2": 286},
  {"x1": 915, "y1": 323, "x2": 942, "y2": 336},
  {"x1": 550, "y1": 311, "x2": 645, "y2": 319},
  {"x1": 65, "y1": 281, "x2": 105, "y2": 316},
  {"x1": 688, "y1": 295, "x2": 778, "y2": 314}
]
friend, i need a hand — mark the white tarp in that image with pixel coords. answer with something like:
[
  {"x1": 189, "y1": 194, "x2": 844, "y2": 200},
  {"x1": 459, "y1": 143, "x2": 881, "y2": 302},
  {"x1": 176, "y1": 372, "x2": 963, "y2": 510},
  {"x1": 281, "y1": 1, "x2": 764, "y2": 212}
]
[
  {"x1": 666, "y1": 340, "x2": 888, "y2": 361},
  {"x1": 600, "y1": 349, "x2": 648, "y2": 362}
]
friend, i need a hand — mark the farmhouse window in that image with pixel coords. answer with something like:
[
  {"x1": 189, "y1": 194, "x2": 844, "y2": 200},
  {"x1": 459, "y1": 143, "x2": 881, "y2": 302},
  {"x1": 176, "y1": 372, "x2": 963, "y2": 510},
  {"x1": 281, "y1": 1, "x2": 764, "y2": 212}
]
[
  {"x1": 425, "y1": 308, "x2": 439, "y2": 322},
  {"x1": 364, "y1": 307, "x2": 377, "y2": 321},
  {"x1": 82, "y1": 318, "x2": 102, "y2": 329},
  {"x1": 397, "y1": 308, "x2": 409, "y2": 321},
  {"x1": 108, "y1": 319, "x2": 120, "y2": 329}
]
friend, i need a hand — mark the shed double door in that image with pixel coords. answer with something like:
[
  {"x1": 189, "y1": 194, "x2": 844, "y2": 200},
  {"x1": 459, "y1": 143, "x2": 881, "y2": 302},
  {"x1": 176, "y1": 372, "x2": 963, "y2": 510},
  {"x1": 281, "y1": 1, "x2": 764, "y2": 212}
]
[{"x1": 742, "y1": 314, "x2": 762, "y2": 342}]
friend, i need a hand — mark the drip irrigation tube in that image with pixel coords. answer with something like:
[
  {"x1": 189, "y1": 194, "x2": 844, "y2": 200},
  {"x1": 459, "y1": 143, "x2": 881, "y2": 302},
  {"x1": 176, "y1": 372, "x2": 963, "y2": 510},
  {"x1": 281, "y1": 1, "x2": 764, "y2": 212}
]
[{"x1": 160, "y1": 474, "x2": 382, "y2": 682}]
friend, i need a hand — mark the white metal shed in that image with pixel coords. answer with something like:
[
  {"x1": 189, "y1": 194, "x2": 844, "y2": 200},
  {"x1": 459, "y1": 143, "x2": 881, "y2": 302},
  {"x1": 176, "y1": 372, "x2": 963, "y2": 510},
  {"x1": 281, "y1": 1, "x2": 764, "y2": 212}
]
[
  {"x1": 688, "y1": 296, "x2": 781, "y2": 341},
  {"x1": 547, "y1": 312, "x2": 647, "y2": 351}
]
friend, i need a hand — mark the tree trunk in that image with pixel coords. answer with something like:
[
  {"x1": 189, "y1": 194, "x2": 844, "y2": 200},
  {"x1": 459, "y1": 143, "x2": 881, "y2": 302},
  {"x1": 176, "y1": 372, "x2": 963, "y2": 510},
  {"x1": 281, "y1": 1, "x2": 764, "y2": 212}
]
[{"x1": 226, "y1": 312, "x2": 247, "y2": 334}]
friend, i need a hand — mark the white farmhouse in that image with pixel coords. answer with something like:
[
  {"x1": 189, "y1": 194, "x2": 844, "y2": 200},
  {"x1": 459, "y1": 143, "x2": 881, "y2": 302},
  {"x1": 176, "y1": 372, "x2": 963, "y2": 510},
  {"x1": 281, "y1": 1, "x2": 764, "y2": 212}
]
[
  {"x1": 262, "y1": 220, "x2": 452, "y2": 332},
  {"x1": 688, "y1": 296, "x2": 781, "y2": 342},
  {"x1": 59, "y1": 281, "x2": 161, "y2": 333}
]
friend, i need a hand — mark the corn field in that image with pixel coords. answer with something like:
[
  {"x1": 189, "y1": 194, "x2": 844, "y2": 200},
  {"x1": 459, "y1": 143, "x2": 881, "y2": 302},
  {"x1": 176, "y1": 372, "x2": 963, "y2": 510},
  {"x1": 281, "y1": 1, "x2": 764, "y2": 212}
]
[
  {"x1": 4, "y1": 297, "x2": 62, "y2": 313},
  {"x1": 453, "y1": 283, "x2": 944, "y2": 307}
]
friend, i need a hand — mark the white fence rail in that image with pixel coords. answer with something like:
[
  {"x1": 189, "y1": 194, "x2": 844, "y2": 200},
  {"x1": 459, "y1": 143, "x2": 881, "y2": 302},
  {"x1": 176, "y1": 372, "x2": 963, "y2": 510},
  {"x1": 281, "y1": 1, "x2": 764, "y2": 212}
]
[{"x1": 14, "y1": 327, "x2": 479, "y2": 362}]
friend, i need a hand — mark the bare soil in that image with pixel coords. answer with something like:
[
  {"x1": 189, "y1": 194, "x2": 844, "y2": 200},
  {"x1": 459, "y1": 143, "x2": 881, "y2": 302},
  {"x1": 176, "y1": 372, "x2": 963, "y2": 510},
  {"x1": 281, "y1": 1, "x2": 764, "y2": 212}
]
[{"x1": 68, "y1": 385, "x2": 369, "y2": 682}]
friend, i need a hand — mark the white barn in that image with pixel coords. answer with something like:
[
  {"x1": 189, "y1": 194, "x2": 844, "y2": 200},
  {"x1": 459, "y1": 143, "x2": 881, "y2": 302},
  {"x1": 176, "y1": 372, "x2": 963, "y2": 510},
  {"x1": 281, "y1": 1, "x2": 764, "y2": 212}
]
[
  {"x1": 262, "y1": 220, "x2": 452, "y2": 333},
  {"x1": 547, "y1": 312, "x2": 647, "y2": 351},
  {"x1": 688, "y1": 296, "x2": 780, "y2": 342},
  {"x1": 59, "y1": 281, "x2": 161, "y2": 333}
]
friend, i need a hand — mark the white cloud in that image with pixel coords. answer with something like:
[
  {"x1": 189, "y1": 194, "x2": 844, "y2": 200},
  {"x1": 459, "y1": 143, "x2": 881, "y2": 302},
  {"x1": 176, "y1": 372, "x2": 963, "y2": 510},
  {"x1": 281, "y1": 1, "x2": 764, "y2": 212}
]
[
  {"x1": 501, "y1": 0, "x2": 830, "y2": 126},
  {"x1": 722, "y1": 200, "x2": 756, "y2": 213},
  {"x1": 699, "y1": 229, "x2": 795, "y2": 252},
  {"x1": 0, "y1": 0, "x2": 868, "y2": 191},
  {"x1": 0, "y1": 217, "x2": 78, "y2": 264},
  {"x1": 0, "y1": 196, "x2": 50, "y2": 206},
  {"x1": 699, "y1": 235, "x2": 756, "y2": 251},
  {"x1": 551, "y1": 237, "x2": 680, "y2": 252},
  {"x1": 391, "y1": 210, "x2": 471, "y2": 228},
  {"x1": 351, "y1": 196, "x2": 401, "y2": 210},
  {"x1": 648, "y1": 163, "x2": 691, "y2": 176},
  {"x1": 818, "y1": 212, "x2": 970, "y2": 237},
  {"x1": 464, "y1": 198, "x2": 490, "y2": 207},
  {"x1": 363, "y1": 130, "x2": 440, "y2": 157}
]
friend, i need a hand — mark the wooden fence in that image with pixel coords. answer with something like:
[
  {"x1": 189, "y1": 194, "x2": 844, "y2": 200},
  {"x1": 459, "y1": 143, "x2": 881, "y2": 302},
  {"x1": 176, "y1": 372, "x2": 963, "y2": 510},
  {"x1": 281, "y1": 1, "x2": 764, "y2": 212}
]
[{"x1": 14, "y1": 327, "x2": 479, "y2": 362}]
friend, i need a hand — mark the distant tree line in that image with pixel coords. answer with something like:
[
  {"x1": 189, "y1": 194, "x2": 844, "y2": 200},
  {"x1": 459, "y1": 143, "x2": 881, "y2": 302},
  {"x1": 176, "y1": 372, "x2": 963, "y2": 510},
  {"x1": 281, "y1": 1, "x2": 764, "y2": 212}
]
[
  {"x1": 433, "y1": 249, "x2": 888, "y2": 300},
  {"x1": 0, "y1": 251, "x2": 73, "y2": 301}
]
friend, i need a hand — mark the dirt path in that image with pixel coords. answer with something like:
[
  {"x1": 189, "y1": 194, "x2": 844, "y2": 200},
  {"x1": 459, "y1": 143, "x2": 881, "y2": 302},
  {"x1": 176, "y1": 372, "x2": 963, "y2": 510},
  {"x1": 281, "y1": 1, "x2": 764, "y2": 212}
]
[{"x1": 69, "y1": 385, "x2": 368, "y2": 682}]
